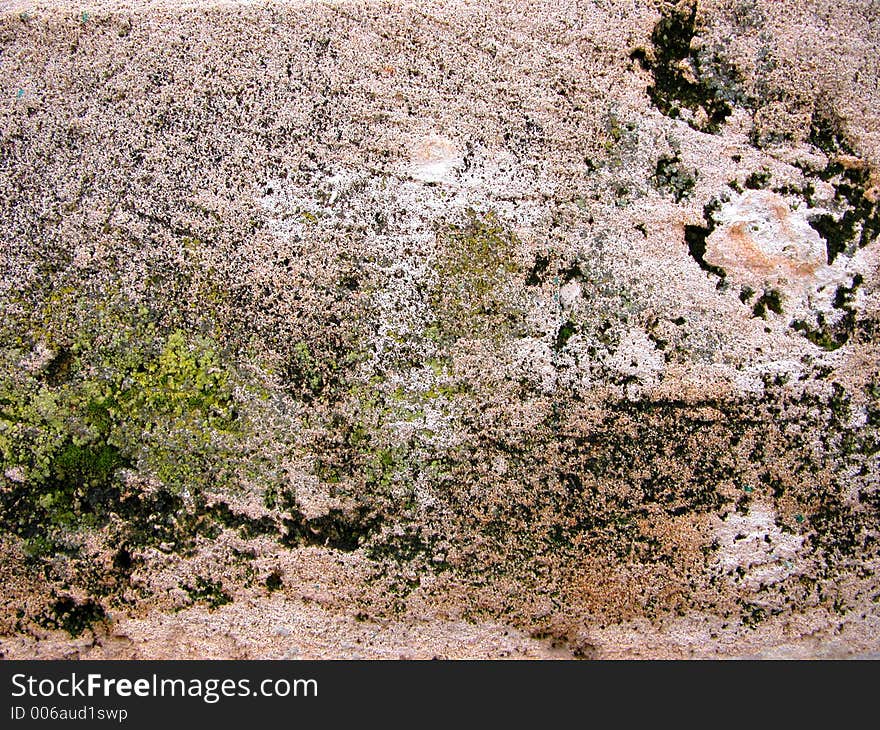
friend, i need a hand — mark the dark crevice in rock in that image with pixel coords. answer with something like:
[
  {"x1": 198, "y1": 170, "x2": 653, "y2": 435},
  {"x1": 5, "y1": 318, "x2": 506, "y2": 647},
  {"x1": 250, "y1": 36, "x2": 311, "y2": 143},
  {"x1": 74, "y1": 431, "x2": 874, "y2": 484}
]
[
  {"x1": 366, "y1": 528, "x2": 440, "y2": 565},
  {"x1": 751, "y1": 289, "x2": 783, "y2": 319},
  {"x1": 42, "y1": 348, "x2": 75, "y2": 386},
  {"x1": 525, "y1": 252, "x2": 550, "y2": 286},
  {"x1": 554, "y1": 319, "x2": 577, "y2": 352},
  {"x1": 39, "y1": 596, "x2": 106, "y2": 637},
  {"x1": 265, "y1": 570, "x2": 284, "y2": 591},
  {"x1": 684, "y1": 201, "x2": 725, "y2": 281},
  {"x1": 790, "y1": 274, "x2": 863, "y2": 350},
  {"x1": 206, "y1": 498, "x2": 383, "y2": 554},
  {"x1": 204, "y1": 502, "x2": 278, "y2": 539},
  {"x1": 631, "y1": 1, "x2": 740, "y2": 134},
  {"x1": 800, "y1": 113, "x2": 880, "y2": 264},
  {"x1": 559, "y1": 261, "x2": 584, "y2": 283},
  {"x1": 281, "y1": 506, "x2": 379, "y2": 551},
  {"x1": 809, "y1": 212, "x2": 853, "y2": 265},
  {"x1": 809, "y1": 112, "x2": 855, "y2": 157}
]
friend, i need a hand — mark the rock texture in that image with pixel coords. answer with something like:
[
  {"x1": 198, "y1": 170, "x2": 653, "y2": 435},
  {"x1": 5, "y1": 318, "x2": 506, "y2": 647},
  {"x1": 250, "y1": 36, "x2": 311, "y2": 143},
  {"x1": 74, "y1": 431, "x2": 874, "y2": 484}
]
[{"x1": 1, "y1": 0, "x2": 879, "y2": 659}]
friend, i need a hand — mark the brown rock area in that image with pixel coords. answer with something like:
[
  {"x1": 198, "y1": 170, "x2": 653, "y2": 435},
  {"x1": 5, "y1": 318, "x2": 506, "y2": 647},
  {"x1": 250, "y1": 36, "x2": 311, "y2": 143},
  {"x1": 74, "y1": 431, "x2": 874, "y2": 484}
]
[{"x1": 0, "y1": 0, "x2": 879, "y2": 659}]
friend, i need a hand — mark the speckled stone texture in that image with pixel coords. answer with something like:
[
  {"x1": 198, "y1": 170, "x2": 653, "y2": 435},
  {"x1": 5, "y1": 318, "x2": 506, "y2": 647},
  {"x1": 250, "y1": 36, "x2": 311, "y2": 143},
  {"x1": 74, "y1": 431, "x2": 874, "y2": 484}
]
[{"x1": 1, "y1": 0, "x2": 879, "y2": 658}]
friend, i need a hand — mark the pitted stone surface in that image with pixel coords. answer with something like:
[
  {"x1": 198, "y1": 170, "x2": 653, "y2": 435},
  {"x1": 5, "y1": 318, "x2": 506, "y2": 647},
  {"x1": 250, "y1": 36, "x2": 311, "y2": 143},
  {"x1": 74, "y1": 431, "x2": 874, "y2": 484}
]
[{"x1": 0, "y1": 0, "x2": 879, "y2": 659}]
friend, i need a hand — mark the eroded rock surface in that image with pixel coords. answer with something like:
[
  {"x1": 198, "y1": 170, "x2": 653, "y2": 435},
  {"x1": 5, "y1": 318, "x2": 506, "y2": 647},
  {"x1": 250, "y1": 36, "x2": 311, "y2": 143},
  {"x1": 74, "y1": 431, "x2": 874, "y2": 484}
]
[{"x1": 1, "y1": 0, "x2": 879, "y2": 659}]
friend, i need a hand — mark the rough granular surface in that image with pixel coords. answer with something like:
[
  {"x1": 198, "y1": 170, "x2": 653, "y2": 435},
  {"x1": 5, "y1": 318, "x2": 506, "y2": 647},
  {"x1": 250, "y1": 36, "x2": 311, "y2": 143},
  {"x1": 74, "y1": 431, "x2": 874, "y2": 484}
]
[{"x1": 1, "y1": 0, "x2": 879, "y2": 659}]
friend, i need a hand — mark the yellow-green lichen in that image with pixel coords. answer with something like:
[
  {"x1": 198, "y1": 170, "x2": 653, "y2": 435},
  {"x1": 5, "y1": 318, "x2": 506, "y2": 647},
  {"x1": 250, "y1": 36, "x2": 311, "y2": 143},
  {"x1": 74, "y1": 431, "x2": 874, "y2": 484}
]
[{"x1": 0, "y1": 284, "x2": 253, "y2": 554}]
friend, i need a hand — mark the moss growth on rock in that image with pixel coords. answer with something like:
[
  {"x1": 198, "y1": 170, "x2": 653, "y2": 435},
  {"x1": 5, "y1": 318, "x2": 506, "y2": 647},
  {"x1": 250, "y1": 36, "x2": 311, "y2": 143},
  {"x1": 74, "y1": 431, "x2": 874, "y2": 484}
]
[
  {"x1": 183, "y1": 577, "x2": 232, "y2": 610},
  {"x1": 430, "y1": 211, "x2": 522, "y2": 346},
  {"x1": 0, "y1": 284, "x2": 247, "y2": 555},
  {"x1": 799, "y1": 114, "x2": 880, "y2": 264},
  {"x1": 631, "y1": 1, "x2": 742, "y2": 134},
  {"x1": 654, "y1": 153, "x2": 697, "y2": 201},
  {"x1": 751, "y1": 289, "x2": 783, "y2": 318},
  {"x1": 38, "y1": 596, "x2": 106, "y2": 637}
]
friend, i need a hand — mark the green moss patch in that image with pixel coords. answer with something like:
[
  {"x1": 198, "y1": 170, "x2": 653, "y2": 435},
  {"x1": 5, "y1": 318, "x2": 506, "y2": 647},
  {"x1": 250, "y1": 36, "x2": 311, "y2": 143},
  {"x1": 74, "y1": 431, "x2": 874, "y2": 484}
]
[
  {"x1": 654, "y1": 153, "x2": 697, "y2": 201},
  {"x1": 631, "y1": 1, "x2": 742, "y2": 134},
  {"x1": 800, "y1": 114, "x2": 880, "y2": 264},
  {"x1": 0, "y1": 284, "x2": 247, "y2": 555},
  {"x1": 430, "y1": 211, "x2": 522, "y2": 346}
]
